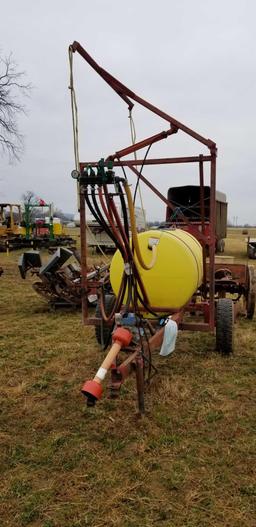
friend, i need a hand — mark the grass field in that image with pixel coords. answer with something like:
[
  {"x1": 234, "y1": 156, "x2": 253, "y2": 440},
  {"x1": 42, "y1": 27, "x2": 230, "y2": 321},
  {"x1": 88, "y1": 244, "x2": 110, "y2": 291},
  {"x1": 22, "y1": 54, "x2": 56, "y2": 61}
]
[{"x1": 0, "y1": 229, "x2": 255, "y2": 527}]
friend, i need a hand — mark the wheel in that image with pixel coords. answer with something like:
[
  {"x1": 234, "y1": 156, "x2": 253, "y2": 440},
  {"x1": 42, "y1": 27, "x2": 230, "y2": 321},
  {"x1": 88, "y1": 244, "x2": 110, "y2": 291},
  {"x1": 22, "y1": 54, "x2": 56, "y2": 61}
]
[
  {"x1": 247, "y1": 244, "x2": 256, "y2": 259},
  {"x1": 216, "y1": 298, "x2": 234, "y2": 355},
  {"x1": 95, "y1": 294, "x2": 116, "y2": 348},
  {"x1": 246, "y1": 266, "x2": 255, "y2": 319}
]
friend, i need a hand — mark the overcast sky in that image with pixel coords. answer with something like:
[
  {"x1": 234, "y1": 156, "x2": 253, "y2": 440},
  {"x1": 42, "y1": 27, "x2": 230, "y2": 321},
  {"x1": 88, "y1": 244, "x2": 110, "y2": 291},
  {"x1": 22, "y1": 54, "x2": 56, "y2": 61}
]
[{"x1": 1, "y1": 0, "x2": 255, "y2": 224}]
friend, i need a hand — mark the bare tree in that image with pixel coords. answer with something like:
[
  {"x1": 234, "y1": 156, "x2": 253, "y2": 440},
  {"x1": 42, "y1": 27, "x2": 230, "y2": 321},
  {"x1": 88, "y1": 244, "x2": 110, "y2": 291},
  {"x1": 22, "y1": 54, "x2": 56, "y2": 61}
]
[
  {"x1": 21, "y1": 190, "x2": 37, "y2": 222},
  {"x1": 0, "y1": 53, "x2": 31, "y2": 161},
  {"x1": 21, "y1": 190, "x2": 37, "y2": 205}
]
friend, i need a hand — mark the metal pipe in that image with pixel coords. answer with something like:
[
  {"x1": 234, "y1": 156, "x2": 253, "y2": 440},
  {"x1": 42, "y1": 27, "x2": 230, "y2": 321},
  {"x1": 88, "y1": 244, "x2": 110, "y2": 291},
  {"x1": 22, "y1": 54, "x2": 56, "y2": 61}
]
[
  {"x1": 79, "y1": 184, "x2": 88, "y2": 322},
  {"x1": 80, "y1": 156, "x2": 212, "y2": 170},
  {"x1": 108, "y1": 128, "x2": 177, "y2": 161},
  {"x1": 209, "y1": 154, "x2": 217, "y2": 330},
  {"x1": 199, "y1": 156, "x2": 207, "y2": 296},
  {"x1": 86, "y1": 264, "x2": 110, "y2": 280}
]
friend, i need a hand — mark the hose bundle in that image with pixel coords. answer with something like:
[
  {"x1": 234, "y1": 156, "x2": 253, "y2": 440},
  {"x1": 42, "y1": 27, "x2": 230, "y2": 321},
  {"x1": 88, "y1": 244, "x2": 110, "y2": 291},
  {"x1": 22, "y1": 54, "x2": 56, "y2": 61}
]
[{"x1": 82, "y1": 168, "x2": 158, "y2": 321}]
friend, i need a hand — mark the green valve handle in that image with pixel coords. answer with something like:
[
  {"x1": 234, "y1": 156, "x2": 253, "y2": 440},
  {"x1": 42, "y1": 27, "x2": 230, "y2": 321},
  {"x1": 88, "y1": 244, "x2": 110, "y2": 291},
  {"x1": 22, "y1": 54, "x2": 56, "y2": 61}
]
[{"x1": 85, "y1": 165, "x2": 96, "y2": 177}]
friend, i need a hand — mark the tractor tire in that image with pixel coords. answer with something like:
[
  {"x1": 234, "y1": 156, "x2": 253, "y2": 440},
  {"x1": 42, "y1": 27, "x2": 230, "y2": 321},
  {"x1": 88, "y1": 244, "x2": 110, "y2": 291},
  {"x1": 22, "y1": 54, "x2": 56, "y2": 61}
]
[
  {"x1": 216, "y1": 298, "x2": 234, "y2": 355},
  {"x1": 95, "y1": 294, "x2": 116, "y2": 349},
  {"x1": 246, "y1": 266, "x2": 255, "y2": 319},
  {"x1": 247, "y1": 243, "x2": 256, "y2": 259}
]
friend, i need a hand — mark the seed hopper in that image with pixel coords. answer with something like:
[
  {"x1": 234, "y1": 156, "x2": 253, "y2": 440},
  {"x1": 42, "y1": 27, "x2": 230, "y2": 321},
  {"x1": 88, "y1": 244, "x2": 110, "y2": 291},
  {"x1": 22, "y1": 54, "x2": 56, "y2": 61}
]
[{"x1": 69, "y1": 42, "x2": 255, "y2": 413}]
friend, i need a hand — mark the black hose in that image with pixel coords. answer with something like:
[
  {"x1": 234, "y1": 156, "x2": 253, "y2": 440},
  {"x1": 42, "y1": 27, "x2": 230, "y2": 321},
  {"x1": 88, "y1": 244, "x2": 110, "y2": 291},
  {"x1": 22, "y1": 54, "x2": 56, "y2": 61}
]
[
  {"x1": 97, "y1": 185, "x2": 127, "y2": 261},
  {"x1": 89, "y1": 187, "x2": 126, "y2": 259},
  {"x1": 85, "y1": 186, "x2": 127, "y2": 261},
  {"x1": 84, "y1": 188, "x2": 102, "y2": 225},
  {"x1": 117, "y1": 181, "x2": 129, "y2": 239}
]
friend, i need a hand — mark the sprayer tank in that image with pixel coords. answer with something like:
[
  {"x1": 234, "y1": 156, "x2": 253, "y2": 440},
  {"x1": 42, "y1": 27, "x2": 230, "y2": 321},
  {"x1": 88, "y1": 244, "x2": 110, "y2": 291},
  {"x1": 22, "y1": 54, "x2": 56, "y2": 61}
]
[{"x1": 110, "y1": 229, "x2": 203, "y2": 310}]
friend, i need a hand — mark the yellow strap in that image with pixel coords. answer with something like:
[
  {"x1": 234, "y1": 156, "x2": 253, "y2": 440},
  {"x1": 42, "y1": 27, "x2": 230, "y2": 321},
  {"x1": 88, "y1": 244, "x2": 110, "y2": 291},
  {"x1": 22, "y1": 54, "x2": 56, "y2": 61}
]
[{"x1": 124, "y1": 182, "x2": 157, "y2": 270}]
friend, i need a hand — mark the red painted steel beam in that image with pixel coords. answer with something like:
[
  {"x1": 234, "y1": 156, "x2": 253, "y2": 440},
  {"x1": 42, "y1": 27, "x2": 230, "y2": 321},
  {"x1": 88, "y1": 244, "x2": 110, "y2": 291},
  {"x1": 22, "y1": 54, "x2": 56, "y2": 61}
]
[
  {"x1": 108, "y1": 128, "x2": 178, "y2": 161},
  {"x1": 199, "y1": 156, "x2": 207, "y2": 293},
  {"x1": 79, "y1": 186, "x2": 88, "y2": 322},
  {"x1": 208, "y1": 153, "x2": 217, "y2": 330},
  {"x1": 79, "y1": 156, "x2": 211, "y2": 171},
  {"x1": 118, "y1": 155, "x2": 212, "y2": 166},
  {"x1": 71, "y1": 41, "x2": 216, "y2": 152},
  {"x1": 69, "y1": 42, "x2": 134, "y2": 110}
]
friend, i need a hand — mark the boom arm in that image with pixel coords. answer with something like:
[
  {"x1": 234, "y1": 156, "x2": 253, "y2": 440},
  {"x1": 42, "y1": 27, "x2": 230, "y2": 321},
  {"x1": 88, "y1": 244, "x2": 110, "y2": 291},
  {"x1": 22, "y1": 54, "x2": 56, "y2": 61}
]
[{"x1": 70, "y1": 41, "x2": 216, "y2": 153}]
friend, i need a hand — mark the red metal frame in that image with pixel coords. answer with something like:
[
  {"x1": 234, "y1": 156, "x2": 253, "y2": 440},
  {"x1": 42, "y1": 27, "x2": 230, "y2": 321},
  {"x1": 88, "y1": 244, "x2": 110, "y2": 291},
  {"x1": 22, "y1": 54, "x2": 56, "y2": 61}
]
[{"x1": 70, "y1": 41, "x2": 217, "y2": 332}]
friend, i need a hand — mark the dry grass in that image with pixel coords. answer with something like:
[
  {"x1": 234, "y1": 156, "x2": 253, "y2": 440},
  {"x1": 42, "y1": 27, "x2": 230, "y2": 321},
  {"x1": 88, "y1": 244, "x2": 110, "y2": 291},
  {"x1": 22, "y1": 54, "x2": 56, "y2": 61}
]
[{"x1": 0, "y1": 229, "x2": 255, "y2": 527}]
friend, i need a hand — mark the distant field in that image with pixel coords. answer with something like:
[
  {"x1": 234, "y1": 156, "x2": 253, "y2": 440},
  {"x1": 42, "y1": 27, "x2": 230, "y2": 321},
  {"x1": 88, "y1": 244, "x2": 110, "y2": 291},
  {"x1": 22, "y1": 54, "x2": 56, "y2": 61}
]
[
  {"x1": 0, "y1": 228, "x2": 255, "y2": 527},
  {"x1": 225, "y1": 227, "x2": 256, "y2": 261},
  {"x1": 65, "y1": 225, "x2": 256, "y2": 260}
]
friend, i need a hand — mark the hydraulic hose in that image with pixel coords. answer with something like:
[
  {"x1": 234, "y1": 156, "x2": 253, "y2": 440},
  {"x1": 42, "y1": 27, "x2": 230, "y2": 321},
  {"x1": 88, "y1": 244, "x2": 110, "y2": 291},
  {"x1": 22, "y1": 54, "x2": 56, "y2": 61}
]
[
  {"x1": 98, "y1": 187, "x2": 128, "y2": 261},
  {"x1": 108, "y1": 195, "x2": 129, "y2": 246},
  {"x1": 90, "y1": 187, "x2": 127, "y2": 261},
  {"x1": 116, "y1": 182, "x2": 129, "y2": 239},
  {"x1": 85, "y1": 187, "x2": 115, "y2": 243},
  {"x1": 85, "y1": 187, "x2": 128, "y2": 262},
  {"x1": 123, "y1": 181, "x2": 157, "y2": 271},
  {"x1": 98, "y1": 183, "x2": 151, "y2": 311},
  {"x1": 90, "y1": 187, "x2": 118, "y2": 244},
  {"x1": 107, "y1": 191, "x2": 150, "y2": 305},
  {"x1": 99, "y1": 272, "x2": 127, "y2": 322}
]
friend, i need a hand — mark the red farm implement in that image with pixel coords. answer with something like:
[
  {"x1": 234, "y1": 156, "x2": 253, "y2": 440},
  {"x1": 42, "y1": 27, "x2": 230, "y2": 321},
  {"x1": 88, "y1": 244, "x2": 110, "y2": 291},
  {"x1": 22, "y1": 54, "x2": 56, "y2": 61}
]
[{"x1": 68, "y1": 42, "x2": 255, "y2": 414}]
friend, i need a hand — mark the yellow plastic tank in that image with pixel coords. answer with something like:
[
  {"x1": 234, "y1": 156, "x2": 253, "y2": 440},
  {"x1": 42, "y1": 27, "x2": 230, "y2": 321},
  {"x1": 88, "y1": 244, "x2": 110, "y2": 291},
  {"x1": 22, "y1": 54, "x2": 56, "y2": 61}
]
[
  {"x1": 110, "y1": 229, "x2": 203, "y2": 310},
  {"x1": 53, "y1": 219, "x2": 62, "y2": 235}
]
